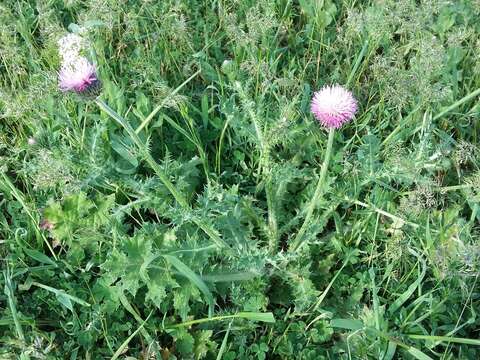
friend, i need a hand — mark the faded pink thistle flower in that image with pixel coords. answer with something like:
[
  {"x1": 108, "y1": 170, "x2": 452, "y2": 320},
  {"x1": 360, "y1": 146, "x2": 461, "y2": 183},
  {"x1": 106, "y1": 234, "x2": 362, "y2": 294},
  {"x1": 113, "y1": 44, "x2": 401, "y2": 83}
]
[
  {"x1": 58, "y1": 57, "x2": 99, "y2": 94},
  {"x1": 40, "y1": 219, "x2": 54, "y2": 231},
  {"x1": 311, "y1": 84, "x2": 358, "y2": 129}
]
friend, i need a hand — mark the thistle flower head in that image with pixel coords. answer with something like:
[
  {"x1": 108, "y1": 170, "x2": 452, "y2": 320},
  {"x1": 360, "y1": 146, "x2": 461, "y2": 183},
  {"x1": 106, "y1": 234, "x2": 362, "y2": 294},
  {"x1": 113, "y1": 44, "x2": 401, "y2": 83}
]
[
  {"x1": 311, "y1": 84, "x2": 357, "y2": 129},
  {"x1": 57, "y1": 33, "x2": 101, "y2": 97},
  {"x1": 58, "y1": 57, "x2": 100, "y2": 95}
]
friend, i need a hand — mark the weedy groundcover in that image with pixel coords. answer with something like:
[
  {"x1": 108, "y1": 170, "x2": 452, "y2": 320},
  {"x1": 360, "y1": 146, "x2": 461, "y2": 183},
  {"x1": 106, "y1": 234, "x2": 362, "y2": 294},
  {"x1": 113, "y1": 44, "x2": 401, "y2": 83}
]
[{"x1": 1, "y1": 0, "x2": 480, "y2": 359}]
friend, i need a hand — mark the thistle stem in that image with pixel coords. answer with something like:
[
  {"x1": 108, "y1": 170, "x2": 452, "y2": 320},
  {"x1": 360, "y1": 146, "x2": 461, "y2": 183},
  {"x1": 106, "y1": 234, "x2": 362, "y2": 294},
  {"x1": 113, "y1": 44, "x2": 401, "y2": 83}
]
[
  {"x1": 235, "y1": 83, "x2": 279, "y2": 253},
  {"x1": 266, "y1": 181, "x2": 279, "y2": 253},
  {"x1": 290, "y1": 127, "x2": 335, "y2": 252},
  {"x1": 95, "y1": 98, "x2": 228, "y2": 249}
]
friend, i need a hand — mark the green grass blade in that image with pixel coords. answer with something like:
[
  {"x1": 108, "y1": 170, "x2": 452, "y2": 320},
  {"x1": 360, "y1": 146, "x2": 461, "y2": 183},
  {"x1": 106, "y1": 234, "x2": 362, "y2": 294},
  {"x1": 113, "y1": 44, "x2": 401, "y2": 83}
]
[
  {"x1": 111, "y1": 312, "x2": 152, "y2": 360},
  {"x1": 388, "y1": 249, "x2": 426, "y2": 315},
  {"x1": 331, "y1": 319, "x2": 434, "y2": 360},
  {"x1": 23, "y1": 249, "x2": 57, "y2": 267},
  {"x1": 330, "y1": 318, "x2": 364, "y2": 331},
  {"x1": 346, "y1": 39, "x2": 369, "y2": 87},
  {"x1": 216, "y1": 321, "x2": 232, "y2": 360},
  {"x1": 163, "y1": 254, "x2": 214, "y2": 317},
  {"x1": 201, "y1": 271, "x2": 260, "y2": 282},
  {"x1": 135, "y1": 69, "x2": 200, "y2": 133},
  {"x1": 433, "y1": 87, "x2": 480, "y2": 121},
  {"x1": 312, "y1": 258, "x2": 348, "y2": 311},
  {"x1": 406, "y1": 347, "x2": 433, "y2": 360},
  {"x1": 407, "y1": 334, "x2": 480, "y2": 346},
  {"x1": 31, "y1": 282, "x2": 90, "y2": 308},
  {"x1": 168, "y1": 312, "x2": 275, "y2": 328},
  {"x1": 383, "y1": 341, "x2": 397, "y2": 360},
  {"x1": 3, "y1": 271, "x2": 25, "y2": 343}
]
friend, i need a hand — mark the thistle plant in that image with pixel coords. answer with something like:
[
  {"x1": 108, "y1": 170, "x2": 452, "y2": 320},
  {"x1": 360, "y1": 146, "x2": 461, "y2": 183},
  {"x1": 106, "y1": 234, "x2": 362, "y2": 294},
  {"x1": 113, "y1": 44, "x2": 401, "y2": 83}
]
[{"x1": 289, "y1": 85, "x2": 357, "y2": 252}]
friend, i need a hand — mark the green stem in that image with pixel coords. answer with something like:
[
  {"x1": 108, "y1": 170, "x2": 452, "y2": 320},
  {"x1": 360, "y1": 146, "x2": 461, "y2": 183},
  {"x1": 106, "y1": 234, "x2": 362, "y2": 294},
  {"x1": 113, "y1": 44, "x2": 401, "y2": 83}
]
[
  {"x1": 266, "y1": 181, "x2": 279, "y2": 253},
  {"x1": 345, "y1": 196, "x2": 421, "y2": 230},
  {"x1": 118, "y1": 293, "x2": 160, "y2": 357},
  {"x1": 167, "y1": 311, "x2": 275, "y2": 328},
  {"x1": 3, "y1": 271, "x2": 26, "y2": 344},
  {"x1": 135, "y1": 69, "x2": 200, "y2": 134},
  {"x1": 433, "y1": 87, "x2": 480, "y2": 121},
  {"x1": 289, "y1": 127, "x2": 335, "y2": 252},
  {"x1": 95, "y1": 98, "x2": 228, "y2": 249},
  {"x1": 406, "y1": 334, "x2": 480, "y2": 346},
  {"x1": 346, "y1": 39, "x2": 369, "y2": 87}
]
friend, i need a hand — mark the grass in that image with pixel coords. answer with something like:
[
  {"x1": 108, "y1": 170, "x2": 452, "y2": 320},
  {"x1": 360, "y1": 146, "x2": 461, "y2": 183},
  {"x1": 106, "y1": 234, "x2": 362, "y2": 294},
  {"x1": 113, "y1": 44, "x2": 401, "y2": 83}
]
[{"x1": 1, "y1": 0, "x2": 480, "y2": 359}]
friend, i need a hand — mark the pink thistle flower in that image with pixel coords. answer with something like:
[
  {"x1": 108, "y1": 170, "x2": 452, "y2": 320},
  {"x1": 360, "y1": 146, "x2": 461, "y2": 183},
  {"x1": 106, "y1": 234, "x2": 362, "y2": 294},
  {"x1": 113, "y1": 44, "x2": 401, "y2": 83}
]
[
  {"x1": 311, "y1": 84, "x2": 358, "y2": 129},
  {"x1": 40, "y1": 219, "x2": 54, "y2": 231},
  {"x1": 58, "y1": 57, "x2": 99, "y2": 94}
]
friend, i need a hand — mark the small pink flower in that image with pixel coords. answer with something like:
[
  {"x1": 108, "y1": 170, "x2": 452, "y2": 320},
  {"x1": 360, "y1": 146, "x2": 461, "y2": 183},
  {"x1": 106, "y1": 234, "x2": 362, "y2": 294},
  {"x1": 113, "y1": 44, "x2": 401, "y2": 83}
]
[
  {"x1": 311, "y1": 84, "x2": 358, "y2": 129},
  {"x1": 40, "y1": 219, "x2": 54, "y2": 231},
  {"x1": 58, "y1": 57, "x2": 98, "y2": 93}
]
